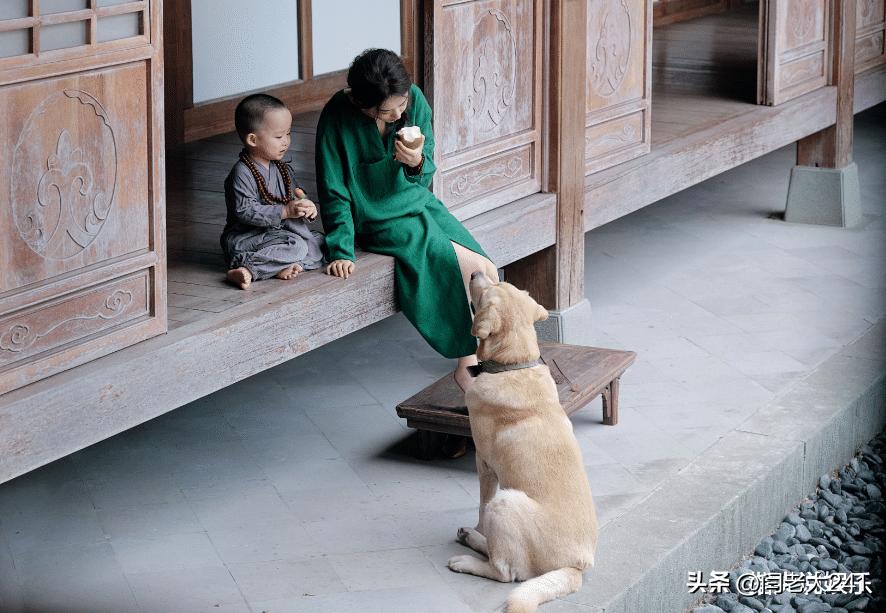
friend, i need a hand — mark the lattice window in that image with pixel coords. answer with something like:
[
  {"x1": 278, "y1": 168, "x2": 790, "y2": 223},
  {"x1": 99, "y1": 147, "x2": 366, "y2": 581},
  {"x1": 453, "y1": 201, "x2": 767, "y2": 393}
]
[{"x1": 0, "y1": 0, "x2": 148, "y2": 67}]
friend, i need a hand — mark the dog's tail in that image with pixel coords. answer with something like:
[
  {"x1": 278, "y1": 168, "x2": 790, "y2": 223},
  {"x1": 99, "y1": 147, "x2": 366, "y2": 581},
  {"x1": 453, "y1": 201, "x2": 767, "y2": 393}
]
[{"x1": 505, "y1": 567, "x2": 583, "y2": 613}]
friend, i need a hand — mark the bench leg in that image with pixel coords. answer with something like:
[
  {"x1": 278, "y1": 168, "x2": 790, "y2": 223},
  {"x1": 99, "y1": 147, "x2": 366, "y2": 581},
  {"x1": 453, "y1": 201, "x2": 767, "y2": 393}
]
[
  {"x1": 602, "y1": 377, "x2": 620, "y2": 426},
  {"x1": 418, "y1": 430, "x2": 442, "y2": 460}
]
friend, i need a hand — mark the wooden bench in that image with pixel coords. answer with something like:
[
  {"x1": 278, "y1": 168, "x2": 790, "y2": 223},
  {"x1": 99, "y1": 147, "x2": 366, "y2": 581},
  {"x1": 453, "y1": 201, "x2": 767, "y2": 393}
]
[{"x1": 396, "y1": 342, "x2": 636, "y2": 459}]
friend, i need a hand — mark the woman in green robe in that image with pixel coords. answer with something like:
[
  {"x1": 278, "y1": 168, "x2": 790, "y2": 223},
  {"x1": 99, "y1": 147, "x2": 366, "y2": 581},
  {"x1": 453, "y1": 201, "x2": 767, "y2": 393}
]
[{"x1": 315, "y1": 48, "x2": 498, "y2": 395}]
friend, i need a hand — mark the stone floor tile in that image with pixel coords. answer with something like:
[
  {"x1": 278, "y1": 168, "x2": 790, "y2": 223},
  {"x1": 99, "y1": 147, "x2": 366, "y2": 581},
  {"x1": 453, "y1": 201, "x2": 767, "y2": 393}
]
[
  {"x1": 125, "y1": 565, "x2": 249, "y2": 612},
  {"x1": 227, "y1": 557, "x2": 346, "y2": 603},
  {"x1": 206, "y1": 520, "x2": 321, "y2": 564},
  {"x1": 110, "y1": 532, "x2": 221, "y2": 574},
  {"x1": 15, "y1": 542, "x2": 137, "y2": 612},
  {"x1": 97, "y1": 500, "x2": 202, "y2": 539},
  {"x1": 327, "y1": 547, "x2": 445, "y2": 592}
]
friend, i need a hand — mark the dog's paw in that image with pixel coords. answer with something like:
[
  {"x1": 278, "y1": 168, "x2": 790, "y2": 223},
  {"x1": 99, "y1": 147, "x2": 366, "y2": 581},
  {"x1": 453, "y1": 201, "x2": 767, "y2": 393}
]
[
  {"x1": 456, "y1": 527, "x2": 472, "y2": 545},
  {"x1": 447, "y1": 554, "x2": 475, "y2": 574}
]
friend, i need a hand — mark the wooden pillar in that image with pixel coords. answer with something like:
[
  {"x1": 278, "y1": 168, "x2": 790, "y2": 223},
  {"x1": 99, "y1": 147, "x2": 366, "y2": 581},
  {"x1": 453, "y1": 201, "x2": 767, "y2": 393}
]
[
  {"x1": 162, "y1": 0, "x2": 193, "y2": 147},
  {"x1": 505, "y1": 0, "x2": 588, "y2": 311},
  {"x1": 796, "y1": 0, "x2": 856, "y2": 168}
]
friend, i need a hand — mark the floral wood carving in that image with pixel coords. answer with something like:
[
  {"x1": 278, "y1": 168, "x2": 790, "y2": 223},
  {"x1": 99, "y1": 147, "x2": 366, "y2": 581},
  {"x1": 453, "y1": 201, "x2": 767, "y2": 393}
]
[
  {"x1": 590, "y1": 0, "x2": 632, "y2": 97},
  {"x1": 586, "y1": 123, "x2": 639, "y2": 153},
  {"x1": 466, "y1": 8, "x2": 517, "y2": 132},
  {"x1": 12, "y1": 89, "x2": 118, "y2": 261},
  {"x1": 0, "y1": 289, "x2": 133, "y2": 355},
  {"x1": 449, "y1": 156, "x2": 524, "y2": 197}
]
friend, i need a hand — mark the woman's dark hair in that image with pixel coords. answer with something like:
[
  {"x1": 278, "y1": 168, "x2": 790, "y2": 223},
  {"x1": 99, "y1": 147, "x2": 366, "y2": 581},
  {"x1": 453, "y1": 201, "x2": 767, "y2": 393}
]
[
  {"x1": 234, "y1": 93, "x2": 286, "y2": 142},
  {"x1": 347, "y1": 48, "x2": 412, "y2": 114}
]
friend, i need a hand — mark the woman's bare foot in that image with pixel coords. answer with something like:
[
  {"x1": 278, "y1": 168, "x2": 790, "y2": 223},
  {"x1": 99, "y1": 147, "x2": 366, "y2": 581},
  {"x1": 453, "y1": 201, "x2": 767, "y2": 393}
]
[
  {"x1": 453, "y1": 354, "x2": 479, "y2": 393},
  {"x1": 453, "y1": 367, "x2": 474, "y2": 393},
  {"x1": 276, "y1": 263, "x2": 303, "y2": 280},
  {"x1": 442, "y1": 434, "x2": 468, "y2": 459},
  {"x1": 226, "y1": 267, "x2": 252, "y2": 290}
]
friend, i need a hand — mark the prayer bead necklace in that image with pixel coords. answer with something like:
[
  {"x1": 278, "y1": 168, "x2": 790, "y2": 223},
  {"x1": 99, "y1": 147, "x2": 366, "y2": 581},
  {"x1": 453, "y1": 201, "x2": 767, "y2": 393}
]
[{"x1": 239, "y1": 150, "x2": 295, "y2": 204}]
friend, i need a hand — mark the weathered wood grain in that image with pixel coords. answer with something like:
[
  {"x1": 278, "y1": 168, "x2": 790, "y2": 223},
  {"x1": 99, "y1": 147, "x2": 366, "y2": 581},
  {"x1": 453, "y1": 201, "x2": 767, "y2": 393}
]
[
  {"x1": 585, "y1": 0, "x2": 652, "y2": 174},
  {"x1": 424, "y1": 0, "x2": 543, "y2": 217},
  {"x1": 758, "y1": 0, "x2": 831, "y2": 106},
  {"x1": 584, "y1": 84, "x2": 840, "y2": 231},
  {"x1": 856, "y1": 0, "x2": 886, "y2": 73},
  {"x1": 0, "y1": 1, "x2": 166, "y2": 395},
  {"x1": 395, "y1": 343, "x2": 637, "y2": 437},
  {"x1": 797, "y1": 0, "x2": 858, "y2": 169}
]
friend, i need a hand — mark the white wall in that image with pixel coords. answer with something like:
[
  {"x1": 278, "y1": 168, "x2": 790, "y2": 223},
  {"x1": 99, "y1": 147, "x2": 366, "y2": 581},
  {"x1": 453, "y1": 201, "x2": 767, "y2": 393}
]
[{"x1": 191, "y1": 0, "x2": 300, "y2": 104}]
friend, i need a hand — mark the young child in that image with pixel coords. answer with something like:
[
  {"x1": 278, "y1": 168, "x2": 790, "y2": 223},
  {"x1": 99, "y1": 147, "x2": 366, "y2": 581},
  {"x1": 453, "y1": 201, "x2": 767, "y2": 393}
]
[{"x1": 221, "y1": 94, "x2": 325, "y2": 289}]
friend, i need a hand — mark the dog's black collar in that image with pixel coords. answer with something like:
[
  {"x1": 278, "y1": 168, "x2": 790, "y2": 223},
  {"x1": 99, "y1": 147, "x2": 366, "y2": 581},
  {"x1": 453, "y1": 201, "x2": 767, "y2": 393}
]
[{"x1": 466, "y1": 358, "x2": 543, "y2": 377}]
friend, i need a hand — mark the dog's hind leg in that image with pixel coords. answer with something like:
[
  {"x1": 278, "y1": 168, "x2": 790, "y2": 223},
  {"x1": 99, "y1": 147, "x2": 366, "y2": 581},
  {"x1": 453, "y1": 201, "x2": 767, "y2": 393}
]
[
  {"x1": 447, "y1": 554, "x2": 511, "y2": 582},
  {"x1": 475, "y1": 458, "x2": 498, "y2": 534},
  {"x1": 457, "y1": 527, "x2": 488, "y2": 556}
]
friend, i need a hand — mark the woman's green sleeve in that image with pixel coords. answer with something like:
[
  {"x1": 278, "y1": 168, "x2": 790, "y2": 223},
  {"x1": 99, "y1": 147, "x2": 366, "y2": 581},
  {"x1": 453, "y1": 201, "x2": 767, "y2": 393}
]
[
  {"x1": 405, "y1": 85, "x2": 438, "y2": 189},
  {"x1": 315, "y1": 117, "x2": 356, "y2": 262}
]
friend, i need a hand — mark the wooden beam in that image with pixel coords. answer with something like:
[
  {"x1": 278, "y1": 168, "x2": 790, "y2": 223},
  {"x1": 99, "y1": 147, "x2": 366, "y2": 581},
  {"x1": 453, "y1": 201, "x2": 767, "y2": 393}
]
[
  {"x1": 297, "y1": 0, "x2": 313, "y2": 81},
  {"x1": 163, "y1": 0, "x2": 192, "y2": 146},
  {"x1": 505, "y1": 0, "x2": 587, "y2": 311},
  {"x1": 796, "y1": 0, "x2": 857, "y2": 169}
]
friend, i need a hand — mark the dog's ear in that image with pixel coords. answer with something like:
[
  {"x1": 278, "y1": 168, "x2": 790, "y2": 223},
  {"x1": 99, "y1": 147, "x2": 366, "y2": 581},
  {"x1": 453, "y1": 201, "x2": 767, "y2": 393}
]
[
  {"x1": 535, "y1": 304, "x2": 549, "y2": 322},
  {"x1": 471, "y1": 299, "x2": 502, "y2": 339}
]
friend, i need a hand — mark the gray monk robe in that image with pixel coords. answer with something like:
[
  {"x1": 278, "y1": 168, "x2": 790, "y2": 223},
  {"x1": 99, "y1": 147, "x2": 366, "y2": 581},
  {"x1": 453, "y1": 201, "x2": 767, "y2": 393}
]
[{"x1": 221, "y1": 159, "x2": 326, "y2": 280}]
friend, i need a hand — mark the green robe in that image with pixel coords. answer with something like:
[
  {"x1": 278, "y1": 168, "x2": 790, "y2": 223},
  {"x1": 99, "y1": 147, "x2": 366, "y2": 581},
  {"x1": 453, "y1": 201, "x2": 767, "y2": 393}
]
[{"x1": 315, "y1": 84, "x2": 490, "y2": 359}]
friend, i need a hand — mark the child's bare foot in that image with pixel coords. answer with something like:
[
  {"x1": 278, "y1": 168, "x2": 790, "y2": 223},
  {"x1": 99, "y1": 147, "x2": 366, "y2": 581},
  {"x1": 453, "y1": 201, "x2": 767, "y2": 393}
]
[
  {"x1": 275, "y1": 263, "x2": 303, "y2": 280},
  {"x1": 226, "y1": 267, "x2": 252, "y2": 290}
]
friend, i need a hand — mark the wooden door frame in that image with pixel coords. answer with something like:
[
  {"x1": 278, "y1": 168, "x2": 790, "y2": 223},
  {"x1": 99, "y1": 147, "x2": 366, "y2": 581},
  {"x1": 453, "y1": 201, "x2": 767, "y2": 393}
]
[{"x1": 163, "y1": 0, "x2": 420, "y2": 144}]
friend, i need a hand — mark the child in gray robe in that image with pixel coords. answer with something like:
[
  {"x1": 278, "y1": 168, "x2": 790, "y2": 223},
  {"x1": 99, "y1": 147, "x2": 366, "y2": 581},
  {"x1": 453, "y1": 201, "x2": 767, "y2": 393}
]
[{"x1": 221, "y1": 94, "x2": 325, "y2": 289}]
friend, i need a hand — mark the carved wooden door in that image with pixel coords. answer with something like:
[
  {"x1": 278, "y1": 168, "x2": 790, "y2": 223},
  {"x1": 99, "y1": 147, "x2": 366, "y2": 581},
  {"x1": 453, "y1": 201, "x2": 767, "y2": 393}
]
[
  {"x1": 423, "y1": 0, "x2": 542, "y2": 220},
  {"x1": 757, "y1": 0, "x2": 830, "y2": 105},
  {"x1": 856, "y1": 0, "x2": 886, "y2": 73},
  {"x1": 0, "y1": 1, "x2": 166, "y2": 394},
  {"x1": 585, "y1": 0, "x2": 652, "y2": 175}
]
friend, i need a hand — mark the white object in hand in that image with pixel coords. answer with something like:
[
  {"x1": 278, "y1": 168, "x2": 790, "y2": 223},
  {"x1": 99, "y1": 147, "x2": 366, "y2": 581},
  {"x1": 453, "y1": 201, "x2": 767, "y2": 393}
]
[{"x1": 397, "y1": 126, "x2": 423, "y2": 149}]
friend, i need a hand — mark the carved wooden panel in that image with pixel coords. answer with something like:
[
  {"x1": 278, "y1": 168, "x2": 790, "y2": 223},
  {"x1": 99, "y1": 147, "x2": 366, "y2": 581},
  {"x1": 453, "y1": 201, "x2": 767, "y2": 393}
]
[
  {"x1": 758, "y1": 0, "x2": 830, "y2": 106},
  {"x1": 0, "y1": 64, "x2": 150, "y2": 293},
  {"x1": 0, "y1": 0, "x2": 165, "y2": 394},
  {"x1": 856, "y1": 0, "x2": 886, "y2": 73},
  {"x1": 585, "y1": 0, "x2": 652, "y2": 175},
  {"x1": 0, "y1": 272, "x2": 150, "y2": 368},
  {"x1": 424, "y1": 0, "x2": 542, "y2": 219}
]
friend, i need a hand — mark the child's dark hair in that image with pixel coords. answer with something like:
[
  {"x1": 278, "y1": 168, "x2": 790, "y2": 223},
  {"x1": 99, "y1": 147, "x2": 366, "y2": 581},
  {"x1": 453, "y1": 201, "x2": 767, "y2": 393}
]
[
  {"x1": 234, "y1": 93, "x2": 286, "y2": 142},
  {"x1": 347, "y1": 48, "x2": 412, "y2": 126}
]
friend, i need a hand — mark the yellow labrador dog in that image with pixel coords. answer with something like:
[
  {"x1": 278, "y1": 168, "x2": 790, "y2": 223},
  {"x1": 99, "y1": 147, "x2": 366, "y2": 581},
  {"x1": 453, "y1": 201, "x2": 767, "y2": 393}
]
[{"x1": 447, "y1": 271, "x2": 598, "y2": 613}]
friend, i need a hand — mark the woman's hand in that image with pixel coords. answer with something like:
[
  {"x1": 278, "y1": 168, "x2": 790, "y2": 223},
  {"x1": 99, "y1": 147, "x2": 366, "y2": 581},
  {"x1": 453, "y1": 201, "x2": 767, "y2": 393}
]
[
  {"x1": 326, "y1": 259, "x2": 355, "y2": 279},
  {"x1": 394, "y1": 139, "x2": 423, "y2": 169}
]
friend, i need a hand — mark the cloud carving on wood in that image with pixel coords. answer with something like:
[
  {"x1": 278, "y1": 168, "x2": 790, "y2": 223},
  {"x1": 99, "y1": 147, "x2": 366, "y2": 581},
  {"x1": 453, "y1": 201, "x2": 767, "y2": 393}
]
[
  {"x1": 12, "y1": 90, "x2": 118, "y2": 261},
  {"x1": 466, "y1": 8, "x2": 517, "y2": 132},
  {"x1": 590, "y1": 0, "x2": 632, "y2": 97}
]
